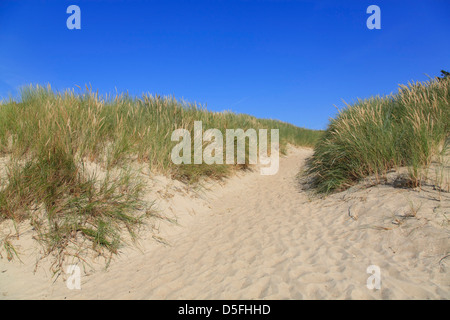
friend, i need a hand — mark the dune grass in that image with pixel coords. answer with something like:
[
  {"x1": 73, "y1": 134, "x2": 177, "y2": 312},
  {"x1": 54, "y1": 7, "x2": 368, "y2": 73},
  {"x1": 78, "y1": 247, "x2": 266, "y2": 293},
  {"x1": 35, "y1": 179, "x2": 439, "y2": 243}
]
[
  {"x1": 0, "y1": 85, "x2": 322, "y2": 266},
  {"x1": 306, "y1": 77, "x2": 450, "y2": 194}
]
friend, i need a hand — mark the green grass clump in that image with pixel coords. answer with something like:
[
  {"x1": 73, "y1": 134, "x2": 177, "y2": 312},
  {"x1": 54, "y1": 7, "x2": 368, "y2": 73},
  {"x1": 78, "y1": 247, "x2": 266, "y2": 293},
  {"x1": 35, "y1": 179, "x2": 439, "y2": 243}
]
[
  {"x1": 306, "y1": 77, "x2": 450, "y2": 193},
  {"x1": 0, "y1": 85, "x2": 321, "y2": 266},
  {"x1": 0, "y1": 144, "x2": 147, "y2": 268}
]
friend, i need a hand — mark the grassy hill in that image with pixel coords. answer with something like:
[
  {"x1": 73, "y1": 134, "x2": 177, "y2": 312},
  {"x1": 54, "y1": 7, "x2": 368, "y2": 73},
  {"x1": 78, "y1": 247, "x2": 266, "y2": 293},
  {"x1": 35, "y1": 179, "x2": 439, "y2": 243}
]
[
  {"x1": 0, "y1": 85, "x2": 322, "y2": 264},
  {"x1": 306, "y1": 77, "x2": 450, "y2": 194}
]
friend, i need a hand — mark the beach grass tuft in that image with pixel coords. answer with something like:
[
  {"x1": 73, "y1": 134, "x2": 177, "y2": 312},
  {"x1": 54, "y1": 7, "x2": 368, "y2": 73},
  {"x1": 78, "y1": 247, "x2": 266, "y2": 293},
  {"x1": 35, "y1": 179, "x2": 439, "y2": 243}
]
[{"x1": 306, "y1": 77, "x2": 450, "y2": 193}]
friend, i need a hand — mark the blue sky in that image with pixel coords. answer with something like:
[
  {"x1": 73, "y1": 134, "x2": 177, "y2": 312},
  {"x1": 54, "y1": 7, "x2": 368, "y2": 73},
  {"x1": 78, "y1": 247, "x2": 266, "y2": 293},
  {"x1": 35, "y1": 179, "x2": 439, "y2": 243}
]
[{"x1": 0, "y1": 0, "x2": 449, "y2": 130}]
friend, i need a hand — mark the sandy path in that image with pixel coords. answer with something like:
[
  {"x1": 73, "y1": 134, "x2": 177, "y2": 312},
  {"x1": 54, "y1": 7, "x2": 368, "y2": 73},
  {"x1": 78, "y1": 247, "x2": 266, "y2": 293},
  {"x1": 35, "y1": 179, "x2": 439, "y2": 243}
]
[{"x1": 0, "y1": 147, "x2": 448, "y2": 299}]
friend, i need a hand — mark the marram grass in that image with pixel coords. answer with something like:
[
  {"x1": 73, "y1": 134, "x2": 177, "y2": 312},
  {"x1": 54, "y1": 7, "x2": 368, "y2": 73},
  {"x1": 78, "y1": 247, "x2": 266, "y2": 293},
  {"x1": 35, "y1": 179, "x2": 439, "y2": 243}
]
[
  {"x1": 0, "y1": 85, "x2": 322, "y2": 266},
  {"x1": 306, "y1": 77, "x2": 450, "y2": 194}
]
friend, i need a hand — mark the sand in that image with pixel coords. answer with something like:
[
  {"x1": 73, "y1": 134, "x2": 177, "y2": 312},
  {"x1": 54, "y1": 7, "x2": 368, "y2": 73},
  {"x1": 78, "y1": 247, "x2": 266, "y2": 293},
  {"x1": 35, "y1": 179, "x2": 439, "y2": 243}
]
[{"x1": 0, "y1": 147, "x2": 449, "y2": 299}]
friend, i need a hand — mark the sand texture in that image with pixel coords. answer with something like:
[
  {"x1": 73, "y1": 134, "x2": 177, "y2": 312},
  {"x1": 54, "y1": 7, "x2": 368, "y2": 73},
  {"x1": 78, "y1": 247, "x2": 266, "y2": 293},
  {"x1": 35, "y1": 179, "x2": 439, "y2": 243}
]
[{"x1": 0, "y1": 147, "x2": 449, "y2": 299}]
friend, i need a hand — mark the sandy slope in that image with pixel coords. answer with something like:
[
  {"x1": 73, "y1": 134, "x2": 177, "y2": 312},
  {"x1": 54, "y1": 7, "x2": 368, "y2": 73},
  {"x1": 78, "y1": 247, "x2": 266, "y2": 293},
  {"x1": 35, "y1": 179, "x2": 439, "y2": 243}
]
[{"x1": 0, "y1": 147, "x2": 449, "y2": 299}]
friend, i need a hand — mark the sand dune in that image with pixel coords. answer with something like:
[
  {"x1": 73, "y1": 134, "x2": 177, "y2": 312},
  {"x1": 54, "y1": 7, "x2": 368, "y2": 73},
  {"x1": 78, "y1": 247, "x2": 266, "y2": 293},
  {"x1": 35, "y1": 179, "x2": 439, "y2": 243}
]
[{"x1": 0, "y1": 147, "x2": 448, "y2": 299}]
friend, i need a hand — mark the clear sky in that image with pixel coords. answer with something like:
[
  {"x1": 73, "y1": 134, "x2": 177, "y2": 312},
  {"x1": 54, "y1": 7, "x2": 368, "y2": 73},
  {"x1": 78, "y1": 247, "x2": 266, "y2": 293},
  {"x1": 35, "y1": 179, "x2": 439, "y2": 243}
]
[{"x1": 0, "y1": 0, "x2": 449, "y2": 130}]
